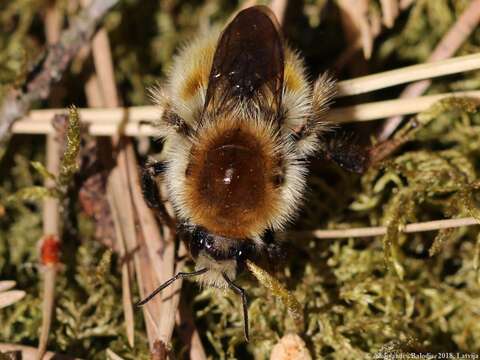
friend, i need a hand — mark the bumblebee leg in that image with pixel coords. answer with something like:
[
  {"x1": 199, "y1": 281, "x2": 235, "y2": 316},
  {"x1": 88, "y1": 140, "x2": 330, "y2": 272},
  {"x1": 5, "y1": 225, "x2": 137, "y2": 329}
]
[
  {"x1": 322, "y1": 134, "x2": 370, "y2": 173},
  {"x1": 322, "y1": 135, "x2": 413, "y2": 173},
  {"x1": 141, "y1": 161, "x2": 165, "y2": 209},
  {"x1": 322, "y1": 121, "x2": 415, "y2": 173},
  {"x1": 136, "y1": 268, "x2": 208, "y2": 306},
  {"x1": 140, "y1": 160, "x2": 176, "y2": 228},
  {"x1": 223, "y1": 273, "x2": 249, "y2": 342}
]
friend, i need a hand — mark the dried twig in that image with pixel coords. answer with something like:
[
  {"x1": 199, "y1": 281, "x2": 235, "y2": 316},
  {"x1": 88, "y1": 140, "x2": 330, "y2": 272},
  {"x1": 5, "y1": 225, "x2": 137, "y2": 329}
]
[
  {"x1": 0, "y1": 0, "x2": 118, "y2": 152},
  {"x1": 399, "y1": 0, "x2": 414, "y2": 9},
  {"x1": 379, "y1": 0, "x2": 480, "y2": 141},
  {"x1": 309, "y1": 217, "x2": 479, "y2": 239}
]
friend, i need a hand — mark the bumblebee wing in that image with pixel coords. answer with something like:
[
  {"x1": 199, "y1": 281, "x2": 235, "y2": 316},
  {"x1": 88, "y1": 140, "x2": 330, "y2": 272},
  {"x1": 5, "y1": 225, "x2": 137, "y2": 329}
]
[{"x1": 203, "y1": 6, "x2": 284, "y2": 119}]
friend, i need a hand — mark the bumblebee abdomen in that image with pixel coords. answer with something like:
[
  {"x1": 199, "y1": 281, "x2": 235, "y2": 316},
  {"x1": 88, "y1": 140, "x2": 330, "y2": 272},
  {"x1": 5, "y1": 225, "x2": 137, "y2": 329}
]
[
  {"x1": 184, "y1": 120, "x2": 281, "y2": 238},
  {"x1": 200, "y1": 139, "x2": 265, "y2": 211}
]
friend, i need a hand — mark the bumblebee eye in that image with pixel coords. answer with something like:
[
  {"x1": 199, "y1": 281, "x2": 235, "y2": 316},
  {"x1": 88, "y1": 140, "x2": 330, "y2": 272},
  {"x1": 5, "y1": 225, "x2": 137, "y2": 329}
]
[
  {"x1": 185, "y1": 226, "x2": 208, "y2": 259},
  {"x1": 205, "y1": 236, "x2": 214, "y2": 249},
  {"x1": 234, "y1": 243, "x2": 251, "y2": 262}
]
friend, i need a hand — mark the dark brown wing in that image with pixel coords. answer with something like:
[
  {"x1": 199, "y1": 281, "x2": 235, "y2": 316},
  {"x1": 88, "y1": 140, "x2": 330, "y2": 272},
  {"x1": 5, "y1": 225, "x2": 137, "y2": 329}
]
[{"x1": 203, "y1": 6, "x2": 284, "y2": 119}]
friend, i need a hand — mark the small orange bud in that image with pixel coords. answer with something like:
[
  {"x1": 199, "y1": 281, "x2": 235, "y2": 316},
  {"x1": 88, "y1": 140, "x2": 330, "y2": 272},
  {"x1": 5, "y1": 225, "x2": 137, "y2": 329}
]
[{"x1": 41, "y1": 234, "x2": 60, "y2": 265}]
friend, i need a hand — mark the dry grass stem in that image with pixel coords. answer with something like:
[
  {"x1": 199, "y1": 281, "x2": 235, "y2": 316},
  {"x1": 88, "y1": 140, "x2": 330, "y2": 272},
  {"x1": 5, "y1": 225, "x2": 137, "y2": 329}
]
[
  {"x1": 10, "y1": 90, "x2": 480, "y2": 136},
  {"x1": 37, "y1": 5, "x2": 62, "y2": 359},
  {"x1": 106, "y1": 349, "x2": 126, "y2": 360},
  {"x1": 126, "y1": 147, "x2": 167, "y2": 283},
  {"x1": 310, "y1": 217, "x2": 480, "y2": 239},
  {"x1": 108, "y1": 189, "x2": 135, "y2": 347},
  {"x1": 176, "y1": 299, "x2": 208, "y2": 360},
  {"x1": 157, "y1": 243, "x2": 187, "y2": 352},
  {"x1": 37, "y1": 267, "x2": 56, "y2": 360},
  {"x1": 380, "y1": 0, "x2": 398, "y2": 28},
  {"x1": 379, "y1": 0, "x2": 480, "y2": 140},
  {"x1": 108, "y1": 165, "x2": 162, "y2": 348},
  {"x1": 0, "y1": 281, "x2": 16, "y2": 292},
  {"x1": 0, "y1": 290, "x2": 26, "y2": 309},
  {"x1": 0, "y1": 343, "x2": 79, "y2": 360},
  {"x1": 338, "y1": 0, "x2": 376, "y2": 60},
  {"x1": 328, "y1": 90, "x2": 480, "y2": 123},
  {"x1": 11, "y1": 51, "x2": 480, "y2": 135},
  {"x1": 270, "y1": 0, "x2": 288, "y2": 25},
  {"x1": 127, "y1": 137, "x2": 200, "y2": 355},
  {"x1": 399, "y1": 0, "x2": 415, "y2": 9},
  {"x1": 336, "y1": 53, "x2": 480, "y2": 97},
  {"x1": 81, "y1": 7, "x2": 140, "y2": 346}
]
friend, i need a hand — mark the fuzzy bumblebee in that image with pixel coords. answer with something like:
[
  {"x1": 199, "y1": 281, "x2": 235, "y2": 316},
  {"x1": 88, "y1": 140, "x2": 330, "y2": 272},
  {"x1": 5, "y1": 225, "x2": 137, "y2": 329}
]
[{"x1": 138, "y1": 5, "x2": 335, "y2": 341}]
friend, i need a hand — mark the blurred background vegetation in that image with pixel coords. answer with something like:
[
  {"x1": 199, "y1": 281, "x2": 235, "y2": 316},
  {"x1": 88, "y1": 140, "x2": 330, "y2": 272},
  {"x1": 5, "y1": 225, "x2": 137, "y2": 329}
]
[{"x1": 1, "y1": 0, "x2": 480, "y2": 359}]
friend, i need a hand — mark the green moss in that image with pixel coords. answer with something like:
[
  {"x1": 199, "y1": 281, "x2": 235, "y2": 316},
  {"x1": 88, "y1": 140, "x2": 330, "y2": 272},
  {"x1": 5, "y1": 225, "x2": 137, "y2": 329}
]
[{"x1": 1, "y1": 1, "x2": 480, "y2": 359}]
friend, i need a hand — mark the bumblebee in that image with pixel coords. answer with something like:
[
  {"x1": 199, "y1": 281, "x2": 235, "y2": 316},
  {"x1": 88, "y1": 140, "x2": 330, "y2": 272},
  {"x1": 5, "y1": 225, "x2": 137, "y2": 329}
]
[{"x1": 138, "y1": 5, "x2": 335, "y2": 341}]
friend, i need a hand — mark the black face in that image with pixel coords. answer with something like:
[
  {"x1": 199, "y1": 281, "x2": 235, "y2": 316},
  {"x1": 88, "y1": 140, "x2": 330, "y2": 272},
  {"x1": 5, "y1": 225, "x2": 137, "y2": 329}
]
[{"x1": 178, "y1": 223, "x2": 254, "y2": 266}]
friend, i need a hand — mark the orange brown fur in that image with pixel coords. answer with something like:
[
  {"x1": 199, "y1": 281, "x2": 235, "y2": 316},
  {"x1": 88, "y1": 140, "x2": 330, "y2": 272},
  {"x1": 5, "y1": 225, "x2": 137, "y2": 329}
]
[
  {"x1": 183, "y1": 115, "x2": 282, "y2": 238},
  {"x1": 180, "y1": 65, "x2": 209, "y2": 100},
  {"x1": 284, "y1": 50, "x2": 305, "y2": 92},
  {"x1": 166, "y1": 30, "x2": 218, "y2": 126}
]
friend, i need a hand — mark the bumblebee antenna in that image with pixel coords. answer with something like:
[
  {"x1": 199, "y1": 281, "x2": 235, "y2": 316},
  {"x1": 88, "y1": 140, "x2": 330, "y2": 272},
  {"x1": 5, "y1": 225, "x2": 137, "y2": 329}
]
[
  {"x1": 222, "y1": 273, "x2": 249, "y2": 342},
  {"x1": 135, "y1": 268, "x2": 208, "y2": 306}
]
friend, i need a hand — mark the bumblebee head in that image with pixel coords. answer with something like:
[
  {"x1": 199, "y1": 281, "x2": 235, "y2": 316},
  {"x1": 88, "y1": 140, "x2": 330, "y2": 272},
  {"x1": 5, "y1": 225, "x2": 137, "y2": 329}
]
[
  {"x1": 136, "y1": 222, "x2": 254, "y2": 341},
  {"x1": 178, "y1": 223, "x2": 255, "y2": 286}
]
